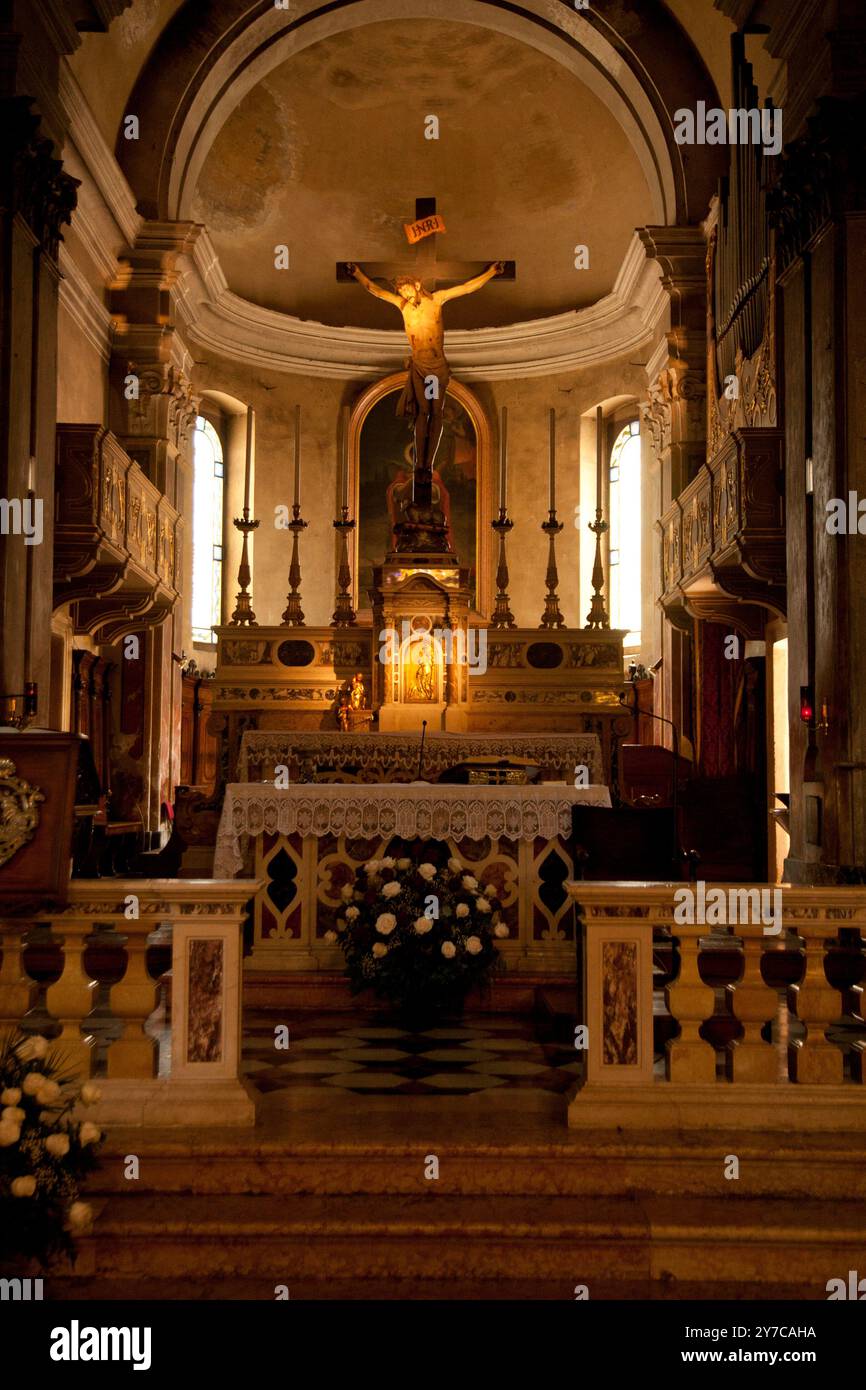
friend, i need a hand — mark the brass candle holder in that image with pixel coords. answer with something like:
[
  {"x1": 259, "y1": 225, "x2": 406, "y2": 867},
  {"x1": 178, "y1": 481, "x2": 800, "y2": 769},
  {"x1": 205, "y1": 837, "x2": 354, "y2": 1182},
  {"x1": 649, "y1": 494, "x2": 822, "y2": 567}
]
[
  {"x1": 229, "y1": 511, "x2": 259, "y2": 626},
  {"x1": 538, "y1": 510, "x2": 565, "y2": 629},
  {"x1": 332, "y1": 506, "x2": 357, "y2": 627},
  {"x1": 491, "y1": 509, "x2": 516, "y2": 629},
  {"x1": 282, "y1": 503, "x2": 308, "y2": 626},
  {"x1": 584, "y1": 514, "x2": 610, "y2": 630}
]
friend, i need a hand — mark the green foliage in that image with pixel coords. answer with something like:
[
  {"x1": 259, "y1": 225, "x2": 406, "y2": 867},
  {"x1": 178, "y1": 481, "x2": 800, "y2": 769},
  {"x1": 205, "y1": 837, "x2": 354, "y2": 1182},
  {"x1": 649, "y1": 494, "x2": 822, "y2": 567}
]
[
  {"x1": 0, "y1": 1029, "x2": 103, "y2": 1269},
  {"x1": 333, "y1": 840, "x2": 506, "y2": 1020}
]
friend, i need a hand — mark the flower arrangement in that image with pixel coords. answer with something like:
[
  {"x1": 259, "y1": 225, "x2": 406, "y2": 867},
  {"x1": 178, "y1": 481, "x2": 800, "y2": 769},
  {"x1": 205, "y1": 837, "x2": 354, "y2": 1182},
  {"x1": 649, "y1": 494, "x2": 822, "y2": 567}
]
[
  {"x1": 331, "y1": 842, "x2": 508, "y2": 1020},
  {"x1": 0, "y1": 1030, "x2": 103, "y2": 1269}
]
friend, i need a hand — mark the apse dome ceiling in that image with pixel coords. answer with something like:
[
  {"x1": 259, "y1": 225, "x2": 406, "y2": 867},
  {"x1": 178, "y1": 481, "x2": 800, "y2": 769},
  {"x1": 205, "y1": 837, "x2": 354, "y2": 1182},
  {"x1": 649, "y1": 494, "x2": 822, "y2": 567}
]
[{"x1": 190, "y1": 20, "x2": 655, "y2": 333}]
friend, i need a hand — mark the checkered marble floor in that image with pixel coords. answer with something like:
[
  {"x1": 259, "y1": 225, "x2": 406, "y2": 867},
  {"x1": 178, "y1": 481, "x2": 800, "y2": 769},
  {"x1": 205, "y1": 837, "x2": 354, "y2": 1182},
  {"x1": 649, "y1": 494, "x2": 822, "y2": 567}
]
[{"x1": 242, "y1": 1012, "x2": 580, "y2": 1097}]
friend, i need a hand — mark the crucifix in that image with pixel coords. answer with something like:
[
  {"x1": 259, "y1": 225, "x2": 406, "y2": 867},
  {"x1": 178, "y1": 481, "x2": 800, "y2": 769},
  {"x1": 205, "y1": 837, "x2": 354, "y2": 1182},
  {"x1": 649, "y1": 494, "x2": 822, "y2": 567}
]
[{"x1": 338, "y1": 197, "x2": 514, "y2": 550}]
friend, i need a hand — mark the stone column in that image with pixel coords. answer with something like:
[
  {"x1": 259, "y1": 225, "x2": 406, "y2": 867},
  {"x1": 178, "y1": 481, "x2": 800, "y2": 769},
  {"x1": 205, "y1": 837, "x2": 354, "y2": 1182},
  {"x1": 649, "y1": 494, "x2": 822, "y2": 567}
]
[
  {"x1": 639, "y1": 227, "x2": 707, "y2": 752},
  {"x1": 109, "y1": 222, "x2": 199, "y2": 841}
]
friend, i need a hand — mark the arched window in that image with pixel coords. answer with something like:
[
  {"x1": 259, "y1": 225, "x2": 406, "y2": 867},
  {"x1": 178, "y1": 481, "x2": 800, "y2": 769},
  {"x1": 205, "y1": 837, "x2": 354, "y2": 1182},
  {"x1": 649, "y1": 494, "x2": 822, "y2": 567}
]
[
  {"x1": 609, "y1": 420, "x2": 641, "y2": 648},
  {"x1": 191, "y1": 416, "x2": 224, "y2": 645}
]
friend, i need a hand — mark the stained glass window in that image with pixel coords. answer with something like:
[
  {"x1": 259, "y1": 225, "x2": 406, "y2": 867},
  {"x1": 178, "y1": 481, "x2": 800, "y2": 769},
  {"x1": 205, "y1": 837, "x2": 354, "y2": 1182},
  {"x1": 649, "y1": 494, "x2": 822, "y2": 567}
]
[{"x1": 608, "y1": 420, "x2": 641, "y2": 647}]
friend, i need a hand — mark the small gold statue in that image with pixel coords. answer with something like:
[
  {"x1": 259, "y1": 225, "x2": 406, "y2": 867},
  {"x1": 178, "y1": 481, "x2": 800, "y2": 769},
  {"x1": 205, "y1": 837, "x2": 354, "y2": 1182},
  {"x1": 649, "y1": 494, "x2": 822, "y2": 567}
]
[
  {"x1": 338, "y1": 672, "x2": 369, "y2": 732},
  {"x1": 349, "y1": 672, "x2": 366, "y2": 709}
]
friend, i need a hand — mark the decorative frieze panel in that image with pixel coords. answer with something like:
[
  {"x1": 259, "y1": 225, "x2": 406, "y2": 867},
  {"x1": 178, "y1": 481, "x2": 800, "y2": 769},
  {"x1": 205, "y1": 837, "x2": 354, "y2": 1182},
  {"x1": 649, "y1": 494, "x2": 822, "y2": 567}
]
[{"x1": 54, "y1": 424, "x2": 181, "y2": 639}]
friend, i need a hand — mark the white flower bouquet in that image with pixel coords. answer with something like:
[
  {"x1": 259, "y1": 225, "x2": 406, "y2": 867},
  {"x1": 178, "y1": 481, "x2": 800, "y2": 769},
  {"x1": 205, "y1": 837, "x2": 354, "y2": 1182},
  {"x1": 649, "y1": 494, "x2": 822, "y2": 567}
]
[
  {"x1": 334, "y1": 844, "x2": 507, "y2": 1020},
  {"x1": 0, "y1": 1030, "x2": 103, "y2": 1268}
]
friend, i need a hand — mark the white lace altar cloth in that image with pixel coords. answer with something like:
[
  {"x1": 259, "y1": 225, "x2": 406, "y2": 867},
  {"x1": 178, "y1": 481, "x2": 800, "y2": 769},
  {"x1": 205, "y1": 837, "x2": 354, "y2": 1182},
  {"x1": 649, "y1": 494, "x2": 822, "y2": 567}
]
[
  {"x1": 236, "y1": 731, "x2": 603, "y2": 783},
  {"x1": 213, "y1": 782, "x2": 612, "y2": 878}
]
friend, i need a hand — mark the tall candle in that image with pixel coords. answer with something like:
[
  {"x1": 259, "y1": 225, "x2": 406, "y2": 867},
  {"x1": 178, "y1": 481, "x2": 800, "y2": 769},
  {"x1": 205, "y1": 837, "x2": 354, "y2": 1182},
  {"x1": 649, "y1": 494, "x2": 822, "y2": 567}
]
[
  {"x1": 596, "y1": 405, "x2": 603, "y2": 513},
  {"x1": 293, "y1": 404, "x2": 301, "y2": 507},
  {"x1": 244, "y1": 405, "x2": 254, "y2": 514},
  {"x1": 341, "y1": 405, "x2": 350, "y2": 509},
  {"x1": 499, "y1": 406, "x2": 508, "y2": 510},
  {"x1": 548, "y1": 407, "x2": 556, "y2": 512}
]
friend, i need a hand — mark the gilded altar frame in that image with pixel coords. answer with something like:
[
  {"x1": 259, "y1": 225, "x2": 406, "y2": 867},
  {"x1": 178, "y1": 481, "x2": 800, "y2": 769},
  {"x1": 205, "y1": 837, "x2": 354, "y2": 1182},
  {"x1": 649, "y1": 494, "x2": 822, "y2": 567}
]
[{"x1": 348, "y1": 372, "x2": 493, "y2": 622}]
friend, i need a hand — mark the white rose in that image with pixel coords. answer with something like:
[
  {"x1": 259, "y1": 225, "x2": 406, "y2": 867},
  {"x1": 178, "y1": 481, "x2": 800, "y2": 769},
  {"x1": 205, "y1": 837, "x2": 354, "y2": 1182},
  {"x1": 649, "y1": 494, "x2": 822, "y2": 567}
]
[
  {"x1": 440, "y1": 941, "x2": 457, "y2": 959},
  {"x1": 16, "y1": 1035, "x2": 48, "y2": 1062},
  {"x1": 455, "y1": 903, "x2": 469, "y2": 918},
  {"x1": 0, "y1": 1122, "x2": 21, "y2": 1147},
  {"x1": 375, "y1": 913, "x2": 397, "y2": 935},
  {"x1": 45, "y1": 1132, "x2": 71, "y2": 1158},
  {"x1": 340, "y1": 883, "x2": 354, "y2": 900},
  {"x1": 476, "y1": 897, "x2": 491, "y2": 914},
  {"x1": 418, "y1": 863, "x2": 436, "y2": 880},
  {"x1": 465, "y1": 936, "x2": 482, "y2": 955},
  {"x1": 380, "y1": 857, "x2": 396, "y2": 869},
  {"x1": 495, "y1": 923, "x2": 510, "y2": 938},
  {"x1": 323, "y1": 930, "x2": 338, "y2": 944},
  {"x1": 461, "y1": 875, "x2": 478, "y2": 891},
  {"x1": 80, "y1": 1083, "x2": 102, "y2": 1106},
  {"x1": 397, "y1": 858, "x2": 411, "y2": 870},
  {"x1": 11, "y1": 1175, "x2": 36, "y2": 1197},
  {"x1": 1, "y1": 1106, "x2": 24, "y2": 1125},
  {"x1": 413, "y1": 916, "x2": 433, "y2": 935},
  {"x1": 1, "y1": 1087, "x2": 21, "y2": 1105},
  {"x1": 448, "y1": 858, "x2": 462, "y2": 873},
  {"x1": 363, "y1": 860, "x2": 380, "y2": 874},
  {"x1": 372, "y1": 942, "x2": 387, "y2": 959},
  {"x1": 67, "y1": 1201, "x2": 93, "y2": 1232},
  {"x1": 382, "y1": 881, "x2": 401, "y2": 899},
  {"x1": 79, "y1": 1121, "x2": 101, "y2": 1146},
  {"x1": 36, "y1": 1079, "x2": 61, "y2": 1103},
  {"x1": 482, "y1": 883, "x2": 497, "y2": 899},
  {"x1": 345, "y1": 906, "x2": 360, "y2": 921},
  {"x1": 21, "y1": 1072, "x2": 44, "y2": 1096}
]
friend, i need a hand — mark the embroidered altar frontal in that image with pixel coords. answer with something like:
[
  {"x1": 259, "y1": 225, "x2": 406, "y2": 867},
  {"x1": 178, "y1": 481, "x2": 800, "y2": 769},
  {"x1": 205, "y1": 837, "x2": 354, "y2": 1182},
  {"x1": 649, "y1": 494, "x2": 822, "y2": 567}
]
[{"x1": 215, "y1": 783, "x2": 611, "y2": 973}]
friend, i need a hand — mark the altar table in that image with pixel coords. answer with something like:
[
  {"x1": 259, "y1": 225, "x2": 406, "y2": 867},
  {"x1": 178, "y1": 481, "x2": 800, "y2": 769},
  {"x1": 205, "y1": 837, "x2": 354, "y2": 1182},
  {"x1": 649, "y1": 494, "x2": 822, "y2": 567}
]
[{"x1": 214, "y1": 781, "x2": 611, "y2": 972}]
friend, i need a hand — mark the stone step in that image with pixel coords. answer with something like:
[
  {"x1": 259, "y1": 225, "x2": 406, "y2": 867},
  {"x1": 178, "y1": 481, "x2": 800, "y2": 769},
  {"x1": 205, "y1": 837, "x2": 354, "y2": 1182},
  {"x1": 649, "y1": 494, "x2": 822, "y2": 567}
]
[
  {"x1": 67, "y1": 1192, "x2": 866, "y2": 1288},
  {"x1": 87, "y1": 1132, "x2": 866, "y2": 1199}
]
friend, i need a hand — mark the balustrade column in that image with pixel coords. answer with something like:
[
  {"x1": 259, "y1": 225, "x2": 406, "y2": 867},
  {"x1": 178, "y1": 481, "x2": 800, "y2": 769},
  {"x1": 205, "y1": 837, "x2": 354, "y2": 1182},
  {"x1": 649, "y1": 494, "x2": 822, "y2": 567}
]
[
  {"x1": 727, "y1": 930, "x2": 779, "y2": 1084},
  {"x1": 107, "y1": 922, "x2": 159, "y2": 1078},
  {"x1": 665, "y1": 929, "x2": 716, "y2": 1082},
  {"x1": 0, "y1": 922, "x2": 37, "y2": 1030},
  {"x1": 793, "y1": 932, "x2": 844, "y2": 1085},
  {"x1": 43, "y1": 922, "x2": 97, "y2": 1078}
]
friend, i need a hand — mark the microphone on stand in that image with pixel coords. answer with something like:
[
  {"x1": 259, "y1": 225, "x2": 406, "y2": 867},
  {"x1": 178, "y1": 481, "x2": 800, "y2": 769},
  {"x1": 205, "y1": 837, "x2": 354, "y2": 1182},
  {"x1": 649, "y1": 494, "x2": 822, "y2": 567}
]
[{"x1": 416, "y1": 720, "x2": 428, "y2": 782}]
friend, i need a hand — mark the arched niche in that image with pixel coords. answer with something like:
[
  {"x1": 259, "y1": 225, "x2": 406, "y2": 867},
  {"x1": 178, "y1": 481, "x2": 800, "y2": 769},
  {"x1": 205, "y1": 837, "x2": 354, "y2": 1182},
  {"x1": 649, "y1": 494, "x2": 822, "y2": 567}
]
[{"x1": 348, "y1": 372, "x2": 492, "y2": 621}]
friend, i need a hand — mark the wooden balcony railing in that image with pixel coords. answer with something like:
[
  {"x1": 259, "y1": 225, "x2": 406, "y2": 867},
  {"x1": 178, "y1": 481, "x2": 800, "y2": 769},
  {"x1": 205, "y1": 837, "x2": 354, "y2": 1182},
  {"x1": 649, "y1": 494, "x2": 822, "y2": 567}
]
[
  {"x1": 659, "y1": 427, "x2": 785, "y2": 622},
  {"x1": 53, "y1": 425, "x2": 181, "y2": 641},
  {"x1": 568, "y1": 882, "x2": 866, "y2": 1132},
  {"x1": 0, "y1": 880, "x2": 261, "y2": 1126}
]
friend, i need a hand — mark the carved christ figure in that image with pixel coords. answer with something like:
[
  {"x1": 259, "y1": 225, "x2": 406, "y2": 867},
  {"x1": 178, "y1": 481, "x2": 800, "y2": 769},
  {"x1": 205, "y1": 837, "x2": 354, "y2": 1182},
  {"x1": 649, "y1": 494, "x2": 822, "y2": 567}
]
[{"x1": 346, "y1": 261, "x2": 505, "y2": 480}]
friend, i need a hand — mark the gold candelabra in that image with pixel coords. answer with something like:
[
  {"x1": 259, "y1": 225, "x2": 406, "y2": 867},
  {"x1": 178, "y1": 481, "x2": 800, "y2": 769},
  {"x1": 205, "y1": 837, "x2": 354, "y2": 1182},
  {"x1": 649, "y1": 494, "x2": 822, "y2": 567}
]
[
  {"x1": 538, "y1": 510, "x2": 565, "y2": 630},
  {"x1": 229, "y1": 510, "x2": 259, "y2": 626},
  {"x1": 332, "y1": 506, "x2": 357, "y2": 626},
  {"x1": 282, "y1": 503, "x2": 308, "y2": 626},
  {"x1": 490, "y1": 509, "x2": 516, "y2": 629},
  {"x1": 584, "y1": 514, "x2": 610, "y2": 629}
]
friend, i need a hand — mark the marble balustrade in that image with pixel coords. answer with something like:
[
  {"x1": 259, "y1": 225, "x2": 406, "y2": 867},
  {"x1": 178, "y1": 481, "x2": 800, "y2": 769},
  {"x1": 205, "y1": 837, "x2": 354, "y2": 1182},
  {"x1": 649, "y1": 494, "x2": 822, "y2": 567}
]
[
  {"x1": 0, "y1": 879, "x2": 261, "y2": 1126},
  {"x1": 567, "y1": 882, "x2": 866, "y2": 1132}
]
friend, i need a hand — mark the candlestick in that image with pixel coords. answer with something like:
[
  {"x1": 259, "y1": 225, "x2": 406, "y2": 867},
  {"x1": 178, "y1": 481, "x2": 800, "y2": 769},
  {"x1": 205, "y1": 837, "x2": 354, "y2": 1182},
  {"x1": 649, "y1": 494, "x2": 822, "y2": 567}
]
[
  {"x1": 548, "y1": 407, "x2": 556, "y2": 512},
  {"x1": 282, "y1": 502, "x2": 308, "y2": 626},
  {"x1": 538, "y1": 508, "x2": 565, "y2": 630},
  {"x1": 499, "y1": 406, "x2": 508, "y2": 511},
  {"x1": 491, "y1": 509, "x2": 515, "y2": 629},
  {"x1": 244, "y1": 406, "x2": 254, "y2": 515},
  {"x1": 293, "y1": 404, "x2": 301, "y2": 507},
  {"x1": 341, "y1": 405, "x2": 350, "y2": 510},
  {"x1": 332, "y1": 506, "x2": 357, "y2": 627},
  {"x1": 585, "y1": 403, "x2": 610, "y2": 630}
]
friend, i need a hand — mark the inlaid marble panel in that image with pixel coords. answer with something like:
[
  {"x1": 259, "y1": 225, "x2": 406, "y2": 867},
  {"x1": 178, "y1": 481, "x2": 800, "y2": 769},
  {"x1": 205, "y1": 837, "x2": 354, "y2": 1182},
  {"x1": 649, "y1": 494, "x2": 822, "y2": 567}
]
[
  {"x1": 187, "y1": 938, "x2": 224, "y2": 1063},
  {"x1": 601, "y1": 941, "x2": 638, "y2": 1065}
]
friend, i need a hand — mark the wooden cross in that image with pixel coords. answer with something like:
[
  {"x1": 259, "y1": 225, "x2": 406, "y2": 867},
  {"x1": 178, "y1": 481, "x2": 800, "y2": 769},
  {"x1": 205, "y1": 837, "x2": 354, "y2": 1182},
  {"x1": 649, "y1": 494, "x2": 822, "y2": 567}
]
[{"x1": 336, "y1": 197, "x2": 515, "y2": 288}]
